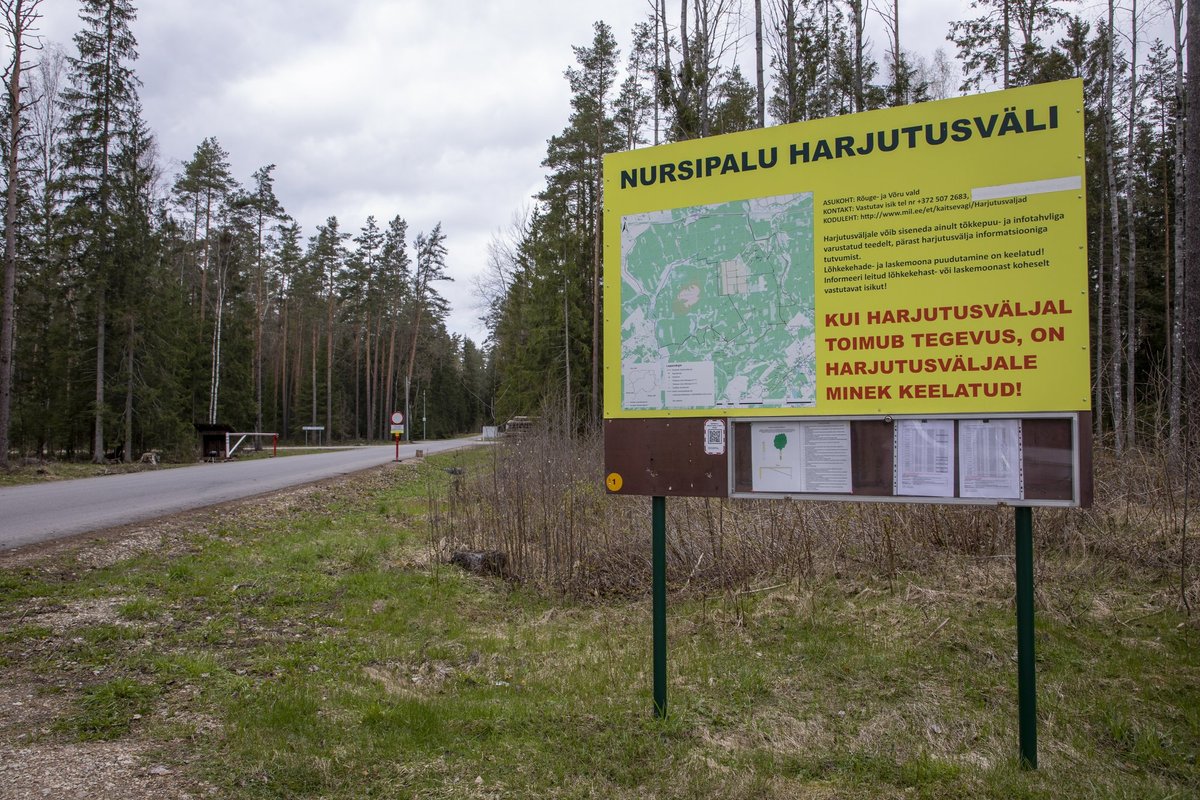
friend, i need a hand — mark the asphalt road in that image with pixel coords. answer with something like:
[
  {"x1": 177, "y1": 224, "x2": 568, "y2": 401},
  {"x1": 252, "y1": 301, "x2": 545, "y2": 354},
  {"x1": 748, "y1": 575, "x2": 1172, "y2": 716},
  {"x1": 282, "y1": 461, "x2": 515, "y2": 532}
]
[{"x1": 0, "y1": 439, "x2": 481, "y2": 550}]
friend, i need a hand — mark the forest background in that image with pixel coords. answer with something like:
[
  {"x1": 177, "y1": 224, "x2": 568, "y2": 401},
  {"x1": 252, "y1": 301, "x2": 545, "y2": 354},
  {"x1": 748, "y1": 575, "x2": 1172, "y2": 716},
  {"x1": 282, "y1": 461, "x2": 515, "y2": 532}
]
[{"x1": 0, "y1": 0, "x2": 1195, "y2": 466}]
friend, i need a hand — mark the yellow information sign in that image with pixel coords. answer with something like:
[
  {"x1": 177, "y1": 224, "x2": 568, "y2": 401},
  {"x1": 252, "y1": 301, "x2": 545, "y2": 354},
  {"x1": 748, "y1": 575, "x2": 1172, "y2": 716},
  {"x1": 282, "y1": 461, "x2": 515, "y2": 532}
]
[{"x1": 603, "y1": 80, "x2": 1089, "y2": 418}]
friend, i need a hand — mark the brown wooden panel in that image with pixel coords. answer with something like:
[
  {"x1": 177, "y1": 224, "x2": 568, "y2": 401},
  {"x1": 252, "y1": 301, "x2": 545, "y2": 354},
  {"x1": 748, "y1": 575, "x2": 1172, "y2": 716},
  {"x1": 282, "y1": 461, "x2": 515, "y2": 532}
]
[
  {"x1": 850, "y1": 420, "x2": 894, "y2": 496},
  {"x1": 604, "y1": 418, "x2": 729, "y2": 497},
  {"x1": 1021, "y1": 418, "x2": 1074, "y2": 501},
  {"x1": 733, "y1": 422, "x2": 753, "y2": 493},
  {"x1": 1075, "y1": 411, "x2": 1093, "y2": 507}
]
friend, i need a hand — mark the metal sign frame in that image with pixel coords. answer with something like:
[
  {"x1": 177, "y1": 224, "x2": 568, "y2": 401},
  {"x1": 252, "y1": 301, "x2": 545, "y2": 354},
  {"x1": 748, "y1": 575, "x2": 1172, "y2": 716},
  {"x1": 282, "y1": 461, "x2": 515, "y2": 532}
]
[{"x1": 726, "y1": 411, "x2": 1087, "y2": 507}]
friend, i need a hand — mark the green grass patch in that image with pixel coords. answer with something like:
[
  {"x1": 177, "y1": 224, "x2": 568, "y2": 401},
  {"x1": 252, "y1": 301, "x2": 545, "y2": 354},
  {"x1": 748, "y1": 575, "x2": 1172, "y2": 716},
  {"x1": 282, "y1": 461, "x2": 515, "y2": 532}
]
[
  {"x1": 2, "y1": 448, "x2": 1196, "y2": 799},
  {"x1": 56, "y1": 677, "x2": 161, "y2": 741}
]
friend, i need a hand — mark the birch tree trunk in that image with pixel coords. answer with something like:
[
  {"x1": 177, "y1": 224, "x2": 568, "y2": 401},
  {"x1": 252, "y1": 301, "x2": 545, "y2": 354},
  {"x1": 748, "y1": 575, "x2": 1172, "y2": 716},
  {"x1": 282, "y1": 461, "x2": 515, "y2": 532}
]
[{"x1": 208, "y1": 273, "x2": 225, "y2": 425}]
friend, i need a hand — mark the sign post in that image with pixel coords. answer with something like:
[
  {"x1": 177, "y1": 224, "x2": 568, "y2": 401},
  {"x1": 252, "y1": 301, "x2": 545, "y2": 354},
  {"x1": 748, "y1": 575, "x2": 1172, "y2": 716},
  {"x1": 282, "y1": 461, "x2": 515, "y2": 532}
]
[
  {"x1": 600, "y1": 80, "x2": 1095, "y2": 762},
  {"x1": 1016, "y1": 506, "x2": 1037, "y2": 768},
  {"x1": 390, "y1": 412, "x2": 405, "y2": 462},
  {"x1": 652, "y1": 495, "x2": 667, "y2": 718}
]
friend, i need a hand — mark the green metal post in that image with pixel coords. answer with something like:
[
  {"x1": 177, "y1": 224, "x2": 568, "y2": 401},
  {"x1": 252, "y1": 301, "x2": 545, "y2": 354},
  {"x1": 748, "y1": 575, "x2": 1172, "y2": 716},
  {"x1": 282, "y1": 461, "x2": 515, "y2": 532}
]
[
  {"x1": 652, "y1": 495, "x2": 667, "y2": 718},
  {"x1": 1015, "y1": 506, "x2": 1037, "y2": 769}
]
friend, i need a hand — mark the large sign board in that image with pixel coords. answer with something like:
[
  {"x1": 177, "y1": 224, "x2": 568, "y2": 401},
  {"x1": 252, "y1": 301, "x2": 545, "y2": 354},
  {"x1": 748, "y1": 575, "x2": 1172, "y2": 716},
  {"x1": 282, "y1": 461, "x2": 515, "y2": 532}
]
[{"x1": 603, "y1": 80, "x2": 1091, "y2": 506}]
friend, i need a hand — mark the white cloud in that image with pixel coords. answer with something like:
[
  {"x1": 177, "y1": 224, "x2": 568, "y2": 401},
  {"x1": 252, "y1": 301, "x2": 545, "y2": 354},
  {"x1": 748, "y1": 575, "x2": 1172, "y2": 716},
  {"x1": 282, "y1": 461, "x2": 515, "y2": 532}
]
[{"x1": 38, "y1": 0, "x2": 1120, "y2": 341}]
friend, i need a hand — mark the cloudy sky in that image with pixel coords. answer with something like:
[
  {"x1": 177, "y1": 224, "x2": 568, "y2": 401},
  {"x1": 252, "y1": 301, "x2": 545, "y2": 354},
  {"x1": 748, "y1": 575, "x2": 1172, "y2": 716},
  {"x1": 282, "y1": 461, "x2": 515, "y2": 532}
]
[{"x1": 30, "y1": 1, "x2": 994, "y2": 342}]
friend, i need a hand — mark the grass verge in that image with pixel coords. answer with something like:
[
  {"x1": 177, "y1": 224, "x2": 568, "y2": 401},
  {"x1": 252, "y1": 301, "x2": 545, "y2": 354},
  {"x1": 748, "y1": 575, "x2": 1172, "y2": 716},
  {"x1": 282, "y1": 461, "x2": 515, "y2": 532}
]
[{"x1": 0, "y1": 447, "x2": 1195, "y2": 799}]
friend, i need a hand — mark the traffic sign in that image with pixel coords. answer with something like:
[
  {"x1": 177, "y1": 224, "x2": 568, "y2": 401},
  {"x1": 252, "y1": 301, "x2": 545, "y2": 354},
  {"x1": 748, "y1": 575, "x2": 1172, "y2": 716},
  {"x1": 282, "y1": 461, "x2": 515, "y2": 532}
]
[{"x1": 390, "y1": 411, "x2": 404, "y2": 424}]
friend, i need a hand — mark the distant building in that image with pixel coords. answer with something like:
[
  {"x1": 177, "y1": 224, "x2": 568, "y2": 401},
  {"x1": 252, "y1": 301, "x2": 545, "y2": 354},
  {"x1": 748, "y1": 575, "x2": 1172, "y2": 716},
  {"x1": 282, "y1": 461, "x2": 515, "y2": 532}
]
[{"x1": 194, "y1": 423, "x2": 235, "y2": 460}]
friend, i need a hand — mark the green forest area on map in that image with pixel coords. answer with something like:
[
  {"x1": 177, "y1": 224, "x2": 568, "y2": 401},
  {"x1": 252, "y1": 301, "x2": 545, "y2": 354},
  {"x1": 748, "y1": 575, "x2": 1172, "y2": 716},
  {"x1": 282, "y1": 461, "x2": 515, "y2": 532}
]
[{"x1": 619, "y1": 193, "x2": 817, "y2": 411}]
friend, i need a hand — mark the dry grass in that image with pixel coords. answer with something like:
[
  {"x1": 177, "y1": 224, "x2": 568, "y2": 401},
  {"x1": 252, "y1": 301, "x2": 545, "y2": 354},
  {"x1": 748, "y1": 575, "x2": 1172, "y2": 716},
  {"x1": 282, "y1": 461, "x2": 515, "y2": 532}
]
[{"x1": 428, "y1": 422, "x2": 1199, "y2": 610}]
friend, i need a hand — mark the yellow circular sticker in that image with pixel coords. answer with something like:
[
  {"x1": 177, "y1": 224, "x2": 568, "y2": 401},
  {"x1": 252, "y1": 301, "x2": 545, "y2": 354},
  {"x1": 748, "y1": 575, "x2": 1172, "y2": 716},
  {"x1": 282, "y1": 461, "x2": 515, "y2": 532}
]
[{"x1": 606, "y1": 472, "x2": 624, "y2": 492}]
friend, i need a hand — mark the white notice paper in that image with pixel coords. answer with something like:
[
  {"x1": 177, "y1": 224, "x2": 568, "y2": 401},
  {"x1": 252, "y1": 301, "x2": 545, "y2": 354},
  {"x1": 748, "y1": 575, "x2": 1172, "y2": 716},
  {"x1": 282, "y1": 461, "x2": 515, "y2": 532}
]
[
  {"x1": 894, "y1": 420, "x2": 955, "y2": 497},
  {"x1": 799, "y1": 421, "x2": 852, "y2": 493},
  {"x1": 751, "y1": 422, "x2": 803, "y2": 492},
  {"x1": 703, "y1": 419, "x2": 727, "y2": 456},
  {"x1": 664, "y1": 361, "x2": 716, "y2": 409},
  {"x1": 622, "y1": 362, "x2": 662, "y2": 409},
  {"x1": 959, "y1": 420, "x2": 1023, "y2": 499}
]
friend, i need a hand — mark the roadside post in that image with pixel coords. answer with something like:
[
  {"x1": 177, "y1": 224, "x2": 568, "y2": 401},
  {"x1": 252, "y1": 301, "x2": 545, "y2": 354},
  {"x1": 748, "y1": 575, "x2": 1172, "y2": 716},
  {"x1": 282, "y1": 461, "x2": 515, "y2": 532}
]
[
  {"x1": 652, "y1": 495, "x2": 667, "y2": 717},
  {"x1": 1016, "y1": 506, "x2": 1037, "y2": 768},
  {"x1": 600, "y1": 80, "x2": 1094, "y2": 765},
  {"x1": 390, "y1": 412, "x2": 405, "y2": 462}
]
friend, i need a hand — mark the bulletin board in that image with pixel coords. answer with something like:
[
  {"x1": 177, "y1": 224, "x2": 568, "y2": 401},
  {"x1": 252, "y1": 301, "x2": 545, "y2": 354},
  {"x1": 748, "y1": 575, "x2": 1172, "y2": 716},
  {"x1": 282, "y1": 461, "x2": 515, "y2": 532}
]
[{"x1": 602, "y1": 80, "x2": 1092, "y2": 507}]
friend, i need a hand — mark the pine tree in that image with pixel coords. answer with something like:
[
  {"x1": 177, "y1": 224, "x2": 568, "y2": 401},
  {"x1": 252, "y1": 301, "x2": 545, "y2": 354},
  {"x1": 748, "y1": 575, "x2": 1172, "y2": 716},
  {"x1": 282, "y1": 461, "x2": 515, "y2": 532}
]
[
  {"x1": 274, "y1": 220, "x2": 303, "y2": 438},
  {"x1": 376, "y1": 215, "x2": 410, "y2": 439},
  {"x1": 307, "y1": 216, "x2": 348, "y2": 439},
  {"x1": 244, "y1": 164, "x2": 285, "y2": 439},
  {"x1": 406, "y1": 224, "x2": 449, "y2": 435},
  {"x1": 613, "y1": 21, "x2": 655, "y2": 150},
  {"x1": 348, "y1": 215, "x2": 381, "y2": 439},
  {"x1": 59, "y1": 0, "x2": 141, "y2": 462},
  {"x1": 948, "y1": 0, "x2": 1070, "y2": 90},
  {"x1": 173, "y1": 137, "x2": 236, "y2": 324},
  {"x1": 767, "y1": 0, "x2": 834, "y2": 123},
  {"x1": 108, "y1": 109, "x2": 158, "y2": 461},
  {"x1": 710, "y1": 65, "x2": 757, "y2": 134},
  {"x1": 566, "y1": 21, "x2": 618, "y2": 422}
]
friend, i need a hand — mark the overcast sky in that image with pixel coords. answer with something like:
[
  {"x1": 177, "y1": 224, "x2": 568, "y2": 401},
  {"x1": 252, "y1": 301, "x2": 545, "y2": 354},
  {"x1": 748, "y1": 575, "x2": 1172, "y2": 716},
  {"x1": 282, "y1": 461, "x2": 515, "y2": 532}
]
[{"x1": 27, "y1": 0, "x2": 1082, "y2": 342}]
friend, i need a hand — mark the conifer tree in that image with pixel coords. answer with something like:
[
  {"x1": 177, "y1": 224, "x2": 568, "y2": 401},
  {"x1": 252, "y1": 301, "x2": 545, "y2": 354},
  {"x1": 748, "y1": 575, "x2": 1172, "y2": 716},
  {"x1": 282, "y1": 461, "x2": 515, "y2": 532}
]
[
  {"x1": 174, "y1": 137, "x2": 236, "y2": 323},
  {"x1": 109, "y1": 111, "x2": 156, "y2": 460},
  {"x1": 245, "y1": 164, "x2": 285, "y2": 438},
  {"x1": 59, "y1": 0, "x2": 141, "y2": 462},
  {"x1": 406, "y1": 224, "x2": 449, "y2": 434},
  {"x1": 307, "y1": 216, "x2": 348, "y2": 438}
]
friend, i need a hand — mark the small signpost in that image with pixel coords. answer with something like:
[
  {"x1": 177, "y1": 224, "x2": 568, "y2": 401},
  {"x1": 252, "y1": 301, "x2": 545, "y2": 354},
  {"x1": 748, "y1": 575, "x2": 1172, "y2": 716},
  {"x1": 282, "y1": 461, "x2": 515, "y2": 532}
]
[
  {"x1": 390, "y1": 412, "x2": 404, "y2": 461},
  {"x1": 602, "y1": 79, "x2": 1093, "y2": 770},
  {"x1": 301, "y1": 425, "x2": 324, "y2": 447}
]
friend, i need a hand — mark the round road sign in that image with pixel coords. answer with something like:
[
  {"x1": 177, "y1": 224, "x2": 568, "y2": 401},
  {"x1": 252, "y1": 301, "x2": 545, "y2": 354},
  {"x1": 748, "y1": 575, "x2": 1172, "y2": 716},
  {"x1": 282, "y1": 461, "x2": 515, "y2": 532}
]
[{"x1": 390, "y1": 411, "x2": 404, "y2": 424}]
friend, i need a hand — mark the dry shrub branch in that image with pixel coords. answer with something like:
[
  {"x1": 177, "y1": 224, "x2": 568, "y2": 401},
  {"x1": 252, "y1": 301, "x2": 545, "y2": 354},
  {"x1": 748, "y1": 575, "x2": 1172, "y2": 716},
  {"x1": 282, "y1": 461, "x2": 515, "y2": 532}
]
[{"x1": 428, "y1": 422, "x2": 1197, "y2": 607}]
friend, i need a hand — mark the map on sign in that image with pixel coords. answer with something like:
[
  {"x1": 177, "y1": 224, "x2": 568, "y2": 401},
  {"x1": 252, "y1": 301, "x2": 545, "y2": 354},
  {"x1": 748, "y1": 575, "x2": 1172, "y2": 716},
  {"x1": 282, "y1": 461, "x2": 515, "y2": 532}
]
[{"x1": 619, "y1": 192, "x2": 817, "y2": 411}]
